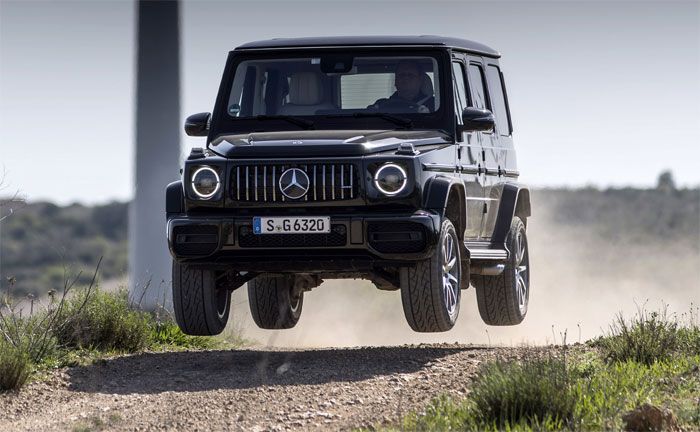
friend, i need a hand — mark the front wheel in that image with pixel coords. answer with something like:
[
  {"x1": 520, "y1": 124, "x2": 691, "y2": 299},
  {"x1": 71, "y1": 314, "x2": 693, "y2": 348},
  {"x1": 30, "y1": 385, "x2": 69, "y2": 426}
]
[
  {"x1": 472, "y1": 216, "x2": 530, "y2": 325},
  {"x1": 400, "y1": 218, "x2": 461, "y2": 332},
  {"x1": 248, "y1": 275, "x2": 303, "y2": 329},
  {"x1": 172, "y1": 260, "x2": 231, "y2": 336}
]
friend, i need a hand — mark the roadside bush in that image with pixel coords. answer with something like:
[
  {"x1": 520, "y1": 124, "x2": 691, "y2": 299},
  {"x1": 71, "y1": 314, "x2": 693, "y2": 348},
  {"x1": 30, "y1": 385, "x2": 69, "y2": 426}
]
[
  {"x1": 0, "y1": 340, "x2": 32, "y2": 391},
  {"x1": 54, "y1": 288, "x2": 150, "y2": 352},
  {"x1": 470, "y1": 354, "x2": 577, "y2": 429},
  {"x1": 593, "y1": 307, "x2": 697, "y2": 365}
]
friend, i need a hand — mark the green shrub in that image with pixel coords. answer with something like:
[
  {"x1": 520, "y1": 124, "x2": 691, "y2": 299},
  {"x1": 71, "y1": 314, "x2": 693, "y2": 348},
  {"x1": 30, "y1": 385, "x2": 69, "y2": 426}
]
[
  {"x1": 54, "y1": 288, "x2": 150, "y2": 352},
  {"x1": 469, "y1": 354, "x2": 577, "y2": 430},
  {"x1": 595, "y1": 308, "x2": 682, "y2": 365},
  {"x1": 0, "y1": 340, "x2": 32, "y2": 391}
]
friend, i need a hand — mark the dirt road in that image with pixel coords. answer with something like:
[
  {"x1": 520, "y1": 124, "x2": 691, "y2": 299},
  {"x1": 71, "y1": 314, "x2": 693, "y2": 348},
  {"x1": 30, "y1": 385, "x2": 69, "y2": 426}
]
[{"x1": 0, "y1": 344, "x2": 527, "y2": 431}]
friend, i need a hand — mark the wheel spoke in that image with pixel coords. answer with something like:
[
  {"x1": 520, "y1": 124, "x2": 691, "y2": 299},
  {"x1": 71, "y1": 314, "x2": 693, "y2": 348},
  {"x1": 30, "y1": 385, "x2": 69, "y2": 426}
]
[
  {"x1": 444, "y1": 281, "x2": 452, "y2": 306},
  {"x1": 447, "y1": 273, "x2": 458, "y2": 285},
  {"x1": 516, "y1": 233, "x2": 524, "y2": 264},
  {"x1": 517, "y1": 274, "x2": 527, "y2": 307},
  {"x1": 445, "y1": 257, "x2": 457, "y2": 271}
]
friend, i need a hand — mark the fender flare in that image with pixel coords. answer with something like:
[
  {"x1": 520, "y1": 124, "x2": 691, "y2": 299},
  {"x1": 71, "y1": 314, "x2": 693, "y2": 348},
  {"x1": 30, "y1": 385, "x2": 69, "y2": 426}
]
[
  {"x1": 423, "y1": 175, "x2": 471, "y2": 288},
  {"x1": 492, "y1": 183, "x2": 531, "y2": 247},
  {"x1": 166, "y1": 180, "x2": 184, "y2": 217},
  {"x1": 422, "y1": 175, "x2": 467, "y2": 221}
]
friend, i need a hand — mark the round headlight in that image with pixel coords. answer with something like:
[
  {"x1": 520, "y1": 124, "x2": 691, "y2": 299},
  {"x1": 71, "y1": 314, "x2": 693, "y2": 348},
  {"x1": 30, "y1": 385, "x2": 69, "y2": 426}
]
[
  {"x1": 373, "y1": 163, "x2": 407, "y2": 196},
  {"x1": 191, "y1": 167, "x2": 220, "y2": 199}
]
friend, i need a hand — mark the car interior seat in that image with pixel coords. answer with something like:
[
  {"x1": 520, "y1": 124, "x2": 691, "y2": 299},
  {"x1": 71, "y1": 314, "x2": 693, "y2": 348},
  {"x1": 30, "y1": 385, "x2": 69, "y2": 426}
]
[{"x1": 279, "y1": 72, "x2": 335, "y2": 115}]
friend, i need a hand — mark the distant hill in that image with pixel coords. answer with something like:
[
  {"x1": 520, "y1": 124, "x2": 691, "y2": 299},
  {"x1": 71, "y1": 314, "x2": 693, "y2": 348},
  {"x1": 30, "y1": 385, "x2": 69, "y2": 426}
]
[
  {"x1": 0, "y1": 201, "x2": 128, "y2": 297},
  {"x1": 0, "y1": 186, "x2": 698, "y2": 297}
]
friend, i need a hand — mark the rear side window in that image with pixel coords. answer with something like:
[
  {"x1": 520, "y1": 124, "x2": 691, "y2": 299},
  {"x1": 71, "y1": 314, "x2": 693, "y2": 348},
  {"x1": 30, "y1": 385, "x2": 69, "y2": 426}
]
[
  {"x1": 486, "y1": 65, "x2": 511, "y2": 136},
  {"x1": 467, "y1": 64, "x2": 488, "y2": 110}
]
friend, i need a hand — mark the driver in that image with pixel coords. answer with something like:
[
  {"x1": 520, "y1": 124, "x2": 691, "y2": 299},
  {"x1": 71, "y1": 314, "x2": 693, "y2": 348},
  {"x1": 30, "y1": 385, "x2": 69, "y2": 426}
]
[{"x1": 368, "y1": 61, "x2": 435, "y2": 112}]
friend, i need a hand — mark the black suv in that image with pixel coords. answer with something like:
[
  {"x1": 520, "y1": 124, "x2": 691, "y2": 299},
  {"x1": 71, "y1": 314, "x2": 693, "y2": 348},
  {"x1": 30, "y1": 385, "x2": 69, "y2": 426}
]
[{"x1": 166, "y1": 36, "x2": 531, "y2": 335}]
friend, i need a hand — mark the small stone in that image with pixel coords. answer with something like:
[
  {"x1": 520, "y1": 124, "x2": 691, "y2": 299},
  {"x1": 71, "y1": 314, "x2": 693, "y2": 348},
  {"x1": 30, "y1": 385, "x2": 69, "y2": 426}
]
[{"x1": 622, "y1": 403, "x2": 680, "y2": 432}]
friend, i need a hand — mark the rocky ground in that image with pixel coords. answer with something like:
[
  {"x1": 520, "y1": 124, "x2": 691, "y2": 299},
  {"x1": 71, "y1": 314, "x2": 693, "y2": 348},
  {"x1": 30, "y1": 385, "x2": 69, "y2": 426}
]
[{"x1": 0, "y1": 344, "x2": 534, "y2": 431}]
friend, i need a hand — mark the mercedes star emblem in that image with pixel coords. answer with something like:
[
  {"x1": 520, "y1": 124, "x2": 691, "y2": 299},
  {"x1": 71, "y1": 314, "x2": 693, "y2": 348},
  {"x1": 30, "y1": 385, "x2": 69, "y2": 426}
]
[{"x1": 279, "y1": 168, "x2": 310, "y2": 199}]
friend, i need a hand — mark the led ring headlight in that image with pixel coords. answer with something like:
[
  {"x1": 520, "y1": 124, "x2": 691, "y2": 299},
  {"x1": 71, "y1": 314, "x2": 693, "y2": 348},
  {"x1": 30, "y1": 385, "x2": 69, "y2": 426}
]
[
  {"x1": 373, "y1": 163, "x2": 407, "y2": 196},
  {"x1": 191, "y1": 167, "x2": 220, "y2": 199}
]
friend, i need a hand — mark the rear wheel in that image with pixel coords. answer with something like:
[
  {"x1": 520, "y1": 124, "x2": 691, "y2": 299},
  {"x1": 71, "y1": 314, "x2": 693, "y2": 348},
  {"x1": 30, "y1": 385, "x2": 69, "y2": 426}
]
[
  {"x1": 400, "y1": 218, "x2": 461, "y2": 332},
  {"x1": 172, "y1": 260, "x2": 231, "y2": 336},
  {"x1": 248, "y1": 275, "x2": 303, "y2": 329},
  {"x1": 472, "y1": 216, "x2": 530, "y2": 325}
]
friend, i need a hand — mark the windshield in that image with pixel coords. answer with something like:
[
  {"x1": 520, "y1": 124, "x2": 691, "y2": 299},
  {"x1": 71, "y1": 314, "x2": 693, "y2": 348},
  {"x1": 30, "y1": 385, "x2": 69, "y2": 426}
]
[{"x1": 226, "y1": 54, "x2": 441, "y2": 118}]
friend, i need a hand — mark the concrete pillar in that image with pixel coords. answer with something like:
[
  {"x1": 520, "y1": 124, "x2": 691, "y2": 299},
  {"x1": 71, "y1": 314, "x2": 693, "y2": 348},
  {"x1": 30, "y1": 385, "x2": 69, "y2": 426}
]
[{"x1": 129, "y1": 0, "x2": 180, "y2": 309}]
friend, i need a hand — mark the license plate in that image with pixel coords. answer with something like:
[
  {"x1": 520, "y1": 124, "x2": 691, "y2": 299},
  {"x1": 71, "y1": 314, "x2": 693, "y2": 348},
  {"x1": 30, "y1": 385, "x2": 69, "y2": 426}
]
[{"x1": 253, "y1": 216, "x2": 331, "y2": 234}]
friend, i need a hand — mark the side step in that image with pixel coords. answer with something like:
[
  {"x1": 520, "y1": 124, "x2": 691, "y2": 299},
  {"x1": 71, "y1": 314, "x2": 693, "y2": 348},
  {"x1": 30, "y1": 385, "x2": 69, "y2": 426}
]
[{"x1": 465, "y1": 242, "x2": 508, "y2": 276}]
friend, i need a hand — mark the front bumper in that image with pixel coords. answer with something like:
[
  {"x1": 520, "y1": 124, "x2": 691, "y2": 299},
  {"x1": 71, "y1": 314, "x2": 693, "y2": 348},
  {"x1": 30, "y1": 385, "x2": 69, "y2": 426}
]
[{"x1": 167, "y1": 210, "x2": 440, "y2": 272}]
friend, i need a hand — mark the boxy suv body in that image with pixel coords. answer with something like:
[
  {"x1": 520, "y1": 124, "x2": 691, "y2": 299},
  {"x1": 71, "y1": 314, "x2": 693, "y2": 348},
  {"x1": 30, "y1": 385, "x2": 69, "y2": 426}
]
[{"x1": 166, "y1": 36, "x2": 531, "y2": 335}]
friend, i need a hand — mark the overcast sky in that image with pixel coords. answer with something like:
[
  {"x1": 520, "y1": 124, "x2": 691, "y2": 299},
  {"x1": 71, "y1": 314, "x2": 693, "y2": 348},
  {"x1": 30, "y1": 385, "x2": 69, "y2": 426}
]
[{"x1": 1, "y1": 0, "x2": 698, "y2": 205}]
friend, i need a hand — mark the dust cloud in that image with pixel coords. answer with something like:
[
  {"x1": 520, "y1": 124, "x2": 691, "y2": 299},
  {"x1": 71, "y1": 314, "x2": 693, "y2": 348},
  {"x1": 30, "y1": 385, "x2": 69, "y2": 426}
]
[{"x1": 231, "y1": 195, "x2": 700, "y2": 348}]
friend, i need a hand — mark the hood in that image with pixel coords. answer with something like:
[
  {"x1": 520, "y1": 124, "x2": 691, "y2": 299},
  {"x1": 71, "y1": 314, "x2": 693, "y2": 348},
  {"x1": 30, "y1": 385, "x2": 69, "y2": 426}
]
[{"x1": 208, "y1": 130, "x2": 452, "y2": 158}]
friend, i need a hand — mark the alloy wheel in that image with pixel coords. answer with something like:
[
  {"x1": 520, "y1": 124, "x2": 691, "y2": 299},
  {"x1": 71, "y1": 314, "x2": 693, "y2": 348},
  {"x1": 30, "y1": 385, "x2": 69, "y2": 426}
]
[
  {"x1": 514, "y1": 228, "x2": 529, "y2": 314},
  {"x1": 441, "y1": 232, "x2": 460, "y2": 317}
]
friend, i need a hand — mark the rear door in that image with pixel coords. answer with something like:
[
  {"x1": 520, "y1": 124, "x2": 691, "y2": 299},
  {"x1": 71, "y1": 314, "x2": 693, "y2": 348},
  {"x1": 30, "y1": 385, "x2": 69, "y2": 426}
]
[
  {"x1": 452, "y1": 55, "x2": 483, "y2": 240},
  {"x1": 481, "y1": 61, "x2": 514, "y2": 239},
  {"x1": 465, "y1": 58, "x2": 499, "y2": 240}
]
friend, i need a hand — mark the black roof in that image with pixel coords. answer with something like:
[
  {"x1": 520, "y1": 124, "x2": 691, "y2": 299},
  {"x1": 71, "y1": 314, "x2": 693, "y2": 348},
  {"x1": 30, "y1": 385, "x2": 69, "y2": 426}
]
[{"x1": 235, "y1": 35, "x2": 500, "y2": 58}]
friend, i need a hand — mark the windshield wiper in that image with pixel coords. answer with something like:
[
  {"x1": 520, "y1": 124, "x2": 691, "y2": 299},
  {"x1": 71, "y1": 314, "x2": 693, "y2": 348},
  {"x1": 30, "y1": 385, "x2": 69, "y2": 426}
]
[
  {"x1": 325, "y1": 112, "x2": 413, "y2": 129},
  {"x1": 253, "y1": 115, "x2": 314, "y2": 130}
]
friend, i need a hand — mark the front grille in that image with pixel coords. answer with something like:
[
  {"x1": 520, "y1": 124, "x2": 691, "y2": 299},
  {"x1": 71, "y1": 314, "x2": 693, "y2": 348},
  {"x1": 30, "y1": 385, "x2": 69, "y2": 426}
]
[
  {"x1": 173, "y1": 225, "x2": 219, "y2": 256},
  {"x1": 368, "y1": 222, "x2": 426, "y2": 254},
  {"x1": 230, "y1": 163, "x2": 357, "y2": 202},
  {"x1": 238, "y1": 224, "x2": 347, "y2": 248}
]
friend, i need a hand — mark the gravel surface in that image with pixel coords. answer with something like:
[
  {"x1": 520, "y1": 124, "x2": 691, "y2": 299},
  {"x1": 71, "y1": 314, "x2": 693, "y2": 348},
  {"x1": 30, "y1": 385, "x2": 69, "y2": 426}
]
[{"x1": 0, "y1": 344, "x2": 529, "y2": 431}]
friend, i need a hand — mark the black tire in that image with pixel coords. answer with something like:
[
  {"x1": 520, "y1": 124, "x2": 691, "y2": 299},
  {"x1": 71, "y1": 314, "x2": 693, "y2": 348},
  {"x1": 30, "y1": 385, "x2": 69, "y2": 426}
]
[
  {"x1": 172, "y1": 260, "x2": 231, "y2": 336},
  {"x1": 472, "y1": 216, "x2": 530, "y2": 326},
  {"x1": 400, "y1": 218, "x2": 461, "y2": 332},
  {"x1": 248, "y1": 275, "x2": 303, "y2": 329}
]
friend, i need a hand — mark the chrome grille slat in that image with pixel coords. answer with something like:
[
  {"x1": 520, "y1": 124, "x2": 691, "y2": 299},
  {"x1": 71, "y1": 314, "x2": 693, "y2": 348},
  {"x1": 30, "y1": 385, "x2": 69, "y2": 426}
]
[
  {"x1": 236, "y1": 166, "x2": 240, "y2": 200},
  {"x1": 231, "y1": 163, "x2": 357, "y2": 203},
  {"x1": 263, "y1": 166, "x2": 267, "y2": 202},
  {"x1": 331, "y1": 165, "x2": 335, "y2": 200},
  {"x1": 245, "y1": 166, "x2": 249, "y2": 201},
  {"x1": 272, "y1": 165, "x2": 277, "y2": 202},
  {"x1": 254, "y1": 166, "x2": 258, "y2": 201}
]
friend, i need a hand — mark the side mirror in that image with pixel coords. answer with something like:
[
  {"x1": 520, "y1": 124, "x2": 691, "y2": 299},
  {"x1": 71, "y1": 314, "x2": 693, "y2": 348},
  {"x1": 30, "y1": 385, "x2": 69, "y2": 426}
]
[
  {"x1": 184, "y1": 112, "x2": 211, "y2": 137},
  {"x1": 461, "y1": 107, "x2": 495, "y2": 132}
]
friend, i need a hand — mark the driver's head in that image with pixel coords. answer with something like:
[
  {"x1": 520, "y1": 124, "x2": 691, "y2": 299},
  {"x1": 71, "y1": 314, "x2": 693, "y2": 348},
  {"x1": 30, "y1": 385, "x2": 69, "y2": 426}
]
[{"x1": 394, "y1": 61, "x2": 423, "y2": 101}]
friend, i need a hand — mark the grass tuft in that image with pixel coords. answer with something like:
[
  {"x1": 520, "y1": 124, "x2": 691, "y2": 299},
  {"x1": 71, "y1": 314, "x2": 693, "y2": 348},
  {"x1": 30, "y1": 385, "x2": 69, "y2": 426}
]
[
  {"x1": 0, "y1": 340, "x2": 32, "y2": 391},
  {"x1": 593, "y1": 305, "x2": 700, "y2": 365},
  {"x1": 54, "y1": 288, "x2": 151, "y2": 353},
  {"x1": 470, "y1": 354, "x2": 577, "y2": 429}
]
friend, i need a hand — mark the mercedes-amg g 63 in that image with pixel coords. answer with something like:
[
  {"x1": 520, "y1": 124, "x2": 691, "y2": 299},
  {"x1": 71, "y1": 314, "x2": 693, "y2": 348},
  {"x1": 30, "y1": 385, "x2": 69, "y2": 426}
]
[{"x1": 166, "y1": 36, "x2": 531, "y2": 335}]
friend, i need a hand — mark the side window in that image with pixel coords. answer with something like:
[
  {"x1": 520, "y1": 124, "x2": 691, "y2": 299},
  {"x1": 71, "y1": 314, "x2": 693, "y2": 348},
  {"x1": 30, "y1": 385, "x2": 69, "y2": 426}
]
[
  {"x1": 486, "y1": 65, "x2": 511, "y2": 136},
  {"x1": 451, "y1": 62, "x2": 467, "y2": 123},
  {"x1": 467, "y1": 64, "x2": 488, "y2": 110}
]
